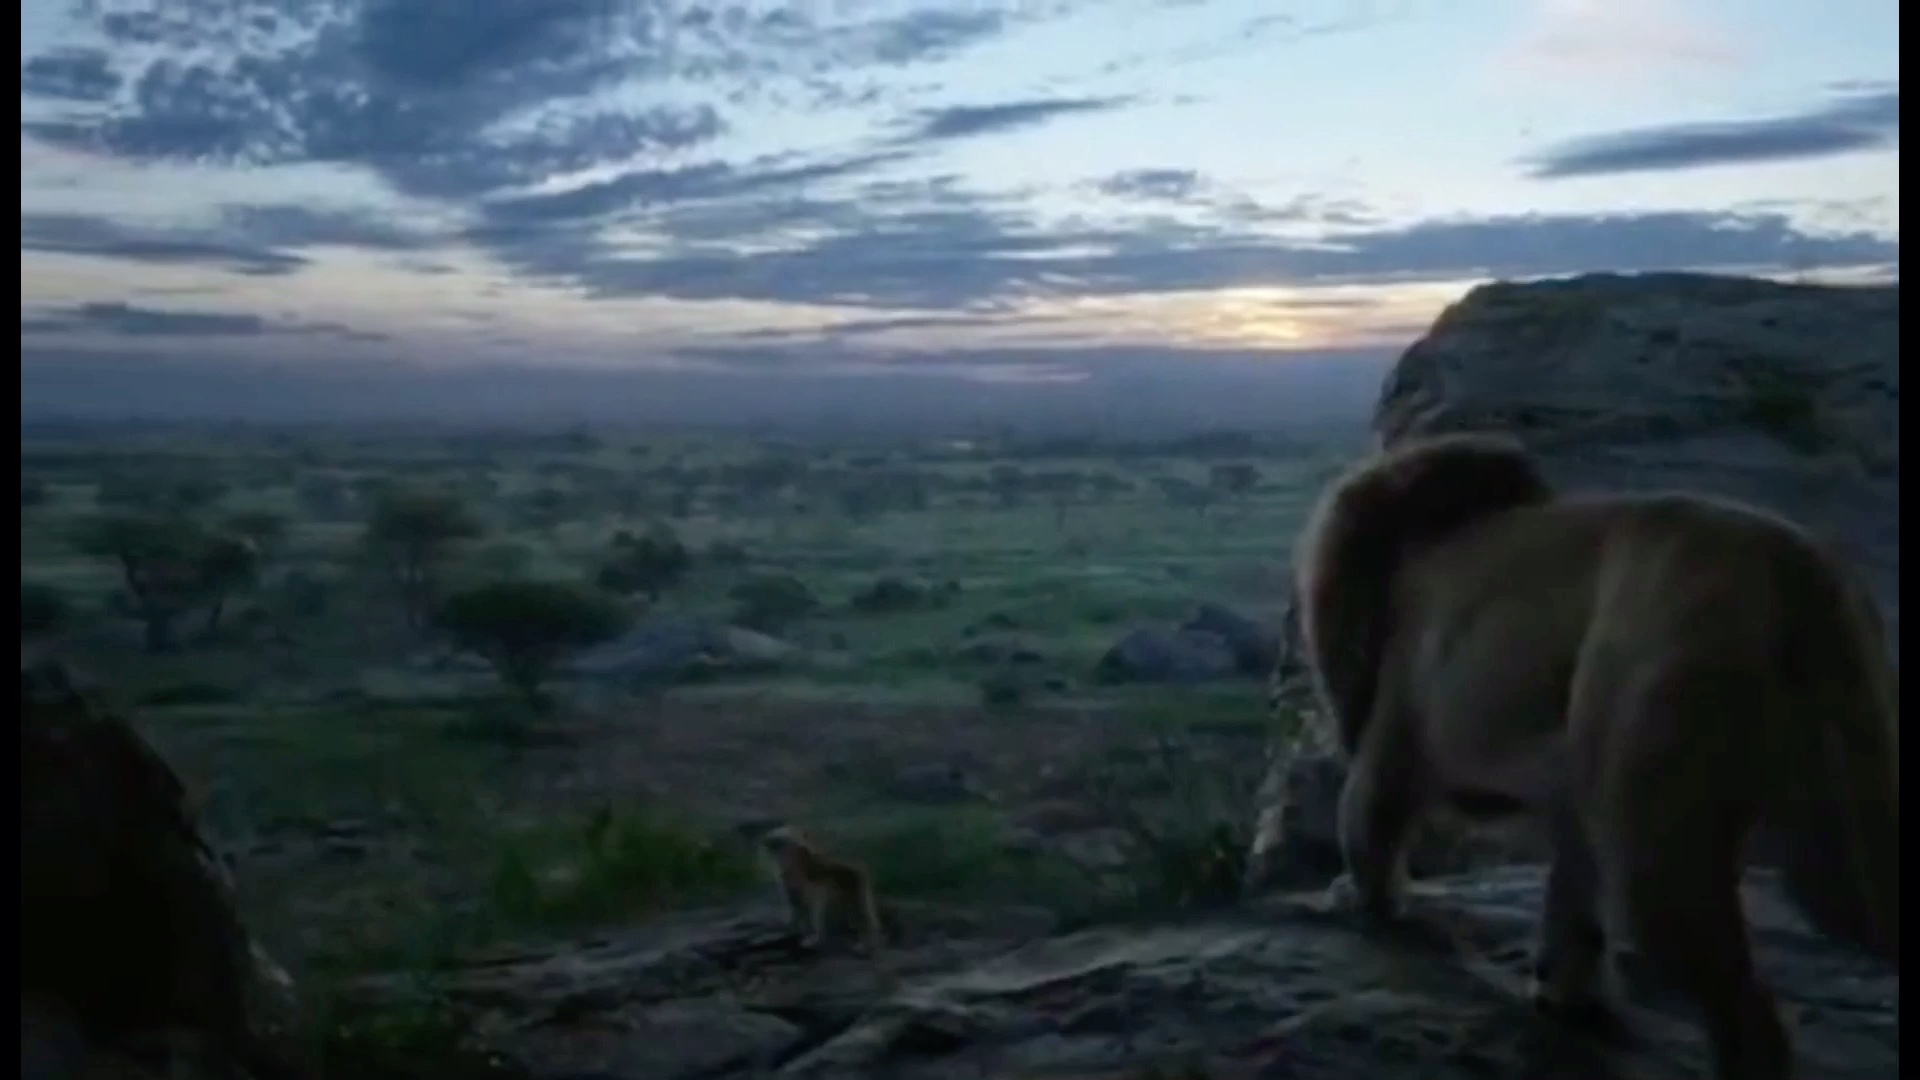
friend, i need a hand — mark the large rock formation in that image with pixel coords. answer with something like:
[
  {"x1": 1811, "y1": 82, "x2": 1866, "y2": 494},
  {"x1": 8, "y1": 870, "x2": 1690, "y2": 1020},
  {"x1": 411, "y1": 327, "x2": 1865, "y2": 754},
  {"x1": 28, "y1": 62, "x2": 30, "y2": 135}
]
[
  {"x1": 1245, "y1": 270, "x2": 1900, "y2": 889},
  {"x1": 19, "y1": 661, "x2": 303, "y2": 1080},
  {"x1": 1377, "y1": 272, "x2": 1898, "y2": 645}
]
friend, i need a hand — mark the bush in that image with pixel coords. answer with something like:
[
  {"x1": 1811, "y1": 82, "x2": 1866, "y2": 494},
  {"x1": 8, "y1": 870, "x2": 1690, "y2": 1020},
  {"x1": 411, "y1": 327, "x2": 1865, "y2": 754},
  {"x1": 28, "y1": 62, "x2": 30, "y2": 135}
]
[
  {"x1": 704, "y1": 539, "x2": 749, "y2": 567},
  {"x1": 363, "y1": 488, "x2": 483, "y2": 631},
  {"x1": 978, "y1": 669, "x2": 1026, "y2": 708},
  {"x1": 728, "y1": 573, "x2": 818, "y2": 632},
  {"x1": 485, "y1": 805, "x2": 755, "y2": 926},
  {"x1": 435, "y1": 580, "x2": 631, "y2": 707},
  {"x1": 595, "y1": 525, "x2": 690, "y2": 601},
  {"x1": 848, "y1": 576, "x2": 927, "y2": 615},
  {"x1": 1079, "y1": 730, "x2": 1261, "y2": 914}
]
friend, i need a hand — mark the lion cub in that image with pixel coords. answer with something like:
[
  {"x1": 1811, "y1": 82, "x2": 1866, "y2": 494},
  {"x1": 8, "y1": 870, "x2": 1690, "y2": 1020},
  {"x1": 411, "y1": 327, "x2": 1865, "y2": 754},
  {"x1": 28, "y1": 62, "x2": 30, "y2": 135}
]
[{"x1": 761, "y1": 825, "x2": 887, "y2": 962}]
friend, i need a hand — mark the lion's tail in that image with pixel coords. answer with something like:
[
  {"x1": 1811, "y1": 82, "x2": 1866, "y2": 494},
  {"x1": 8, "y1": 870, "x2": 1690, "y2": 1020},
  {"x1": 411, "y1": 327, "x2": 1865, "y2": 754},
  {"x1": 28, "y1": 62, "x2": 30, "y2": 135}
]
[
  {"x1": 1773, "y1": 552, "x2": 1900, "y2": 968},
  {"x1": 1295, "y1": 432, "x2": 1554, "y2": 753}
]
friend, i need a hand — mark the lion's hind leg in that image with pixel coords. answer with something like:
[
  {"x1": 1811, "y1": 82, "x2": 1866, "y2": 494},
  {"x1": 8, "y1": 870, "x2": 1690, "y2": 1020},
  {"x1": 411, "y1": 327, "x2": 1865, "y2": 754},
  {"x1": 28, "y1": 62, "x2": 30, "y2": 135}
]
[
  {"x1": 1530, "y1": 798, "x2": 1627, "y2": 1038},
  {"x1": 1330, "y1": 692, "x2": 1428, "y2": 923},
  {"x1": 1589, "y1": 676, "x2": 1791, "y2": 1080}
]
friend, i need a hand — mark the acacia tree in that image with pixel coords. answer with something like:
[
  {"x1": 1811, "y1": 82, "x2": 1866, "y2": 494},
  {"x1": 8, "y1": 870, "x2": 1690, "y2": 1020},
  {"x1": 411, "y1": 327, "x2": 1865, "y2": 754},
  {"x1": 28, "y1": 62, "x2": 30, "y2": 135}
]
[
  {"x1": 68, "y1": 513, "x2": 256, "y2": 651},
  {"x1": 435, "y1": 580, "x2": 630, "y2": 709},
  {"x1": 1207, "y1": 463, "x2": 1260, "y2": 499},
  {"x1": 362, "y1": 488, "x2": 482, "y2": 631},
  {"x1": 195, "y1": 533, "x2": 261, "y2": 634},
  {"x1": 595, "y1": 525, "x2": 691, "y2": 602},
  {"x1": 223, "y1": 510, "x2": 288, "y2": 561}
]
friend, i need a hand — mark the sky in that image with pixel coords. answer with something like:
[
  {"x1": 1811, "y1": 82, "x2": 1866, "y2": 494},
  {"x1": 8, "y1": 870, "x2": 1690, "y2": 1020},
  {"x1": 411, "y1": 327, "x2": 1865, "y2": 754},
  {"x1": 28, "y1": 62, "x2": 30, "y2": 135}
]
[{"x1": 17, "y1": 0, "x2": 1902, "y2": 422}]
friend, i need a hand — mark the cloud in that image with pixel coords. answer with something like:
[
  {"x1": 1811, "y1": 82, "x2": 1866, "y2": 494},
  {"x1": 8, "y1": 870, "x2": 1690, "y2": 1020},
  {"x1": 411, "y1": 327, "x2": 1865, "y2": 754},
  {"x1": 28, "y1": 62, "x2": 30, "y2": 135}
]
[
  {"x1": 19, "y1": 1, "x2": 1900, "y2": 360},
  {"x1": 476, "y1": 147, "x2": 912, "y2": 228},
  {"x1": 18, "y1": 0, "x2": 1096, "y2": 209},
  {"x1": 898, "y1": 96, "x2": 1128, "y2": 143},
  {"x1": 1095, "y1": 168, "x2": 1204, "y2": 200},
  {"x1": 1526, "y1": 87, "x2": 1900, "y2": 179},
  {"x1": 218, "y1": 204, "x2": 436, "y2": 251},
  {"x1": 21, "y1": 212, "x2": 310, "y2": 276},
  {"x1": 20, "y1": 202, "x2": 438, "y2": 274},
  {"x1": 21, "y1": 300, "x2": 385, "y2": 340},
  {"x1": 20, "y1": 47, "x2": 121, "y2": 102},
  {"x1": 1499, "y1": 0, "x2": 1745, "y2": 79},
  {"x1": 469, "y1": 176, "x2": 1901, "y2": 310}
]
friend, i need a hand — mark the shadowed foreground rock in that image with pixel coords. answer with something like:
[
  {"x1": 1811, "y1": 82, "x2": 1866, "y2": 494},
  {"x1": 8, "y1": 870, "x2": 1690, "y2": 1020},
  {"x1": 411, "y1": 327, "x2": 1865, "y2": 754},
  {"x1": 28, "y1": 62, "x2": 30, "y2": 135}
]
[
  {"x1": 20, "y1": 660, "x2": 303, "y2": 1080},
  {"x1": 340, "y1": 871, "x2": 1897, "y2": 1079}
]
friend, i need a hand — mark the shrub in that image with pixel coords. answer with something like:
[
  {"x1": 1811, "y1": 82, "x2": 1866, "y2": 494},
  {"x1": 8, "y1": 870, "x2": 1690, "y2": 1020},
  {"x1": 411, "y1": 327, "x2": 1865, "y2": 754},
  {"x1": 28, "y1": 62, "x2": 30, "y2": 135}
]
[
  {"x1": 435, "y1": 580, "x2": 630, "y2": 707},
  {"x1": 485, "y1": 805, "x2": 755, "y2": 926},
  {"x1": 728, "y1": 573, "x2": 817, "y2": 631},
  {"x1": 849, "y1": 576, "x2": 928, "y2": 614},
  {"x1": 595, "y1": 525, "x2": 690, "y2": 601},
  {"x1": 363, "y1": 489, "x2": 483, "y2": 631}
]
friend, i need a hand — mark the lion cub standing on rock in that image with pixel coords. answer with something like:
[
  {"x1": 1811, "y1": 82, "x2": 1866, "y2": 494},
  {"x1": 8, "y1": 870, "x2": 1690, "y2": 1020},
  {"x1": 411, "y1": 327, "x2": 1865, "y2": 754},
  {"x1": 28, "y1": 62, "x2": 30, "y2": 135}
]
[
  {"x1": 761, "y1": 825, "x2": 888, "y2": 963},
  {"x1": 1293, "y1": 432, "x2": 1899, "y2": 1080}
]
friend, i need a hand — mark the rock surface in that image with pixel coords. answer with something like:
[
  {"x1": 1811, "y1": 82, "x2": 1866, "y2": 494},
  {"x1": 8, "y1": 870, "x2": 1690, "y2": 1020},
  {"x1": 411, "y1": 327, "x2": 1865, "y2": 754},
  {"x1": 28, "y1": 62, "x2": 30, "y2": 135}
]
[
  {"x1": 569, "y1": 616, "x2": 799, "y2": 682},
  {"x1": 19, "y1": 661, "x2": 303, "y2": 1080},
  {"x1": 1094, "y1": 626, "x2": 1241, "y2": 684},
  {"x1": 1376, "y1": 272, "x2": 1898, "y2": 646},
  {"x1": 341, "y1": 871, "x2": 1898, "y2": 1080}
]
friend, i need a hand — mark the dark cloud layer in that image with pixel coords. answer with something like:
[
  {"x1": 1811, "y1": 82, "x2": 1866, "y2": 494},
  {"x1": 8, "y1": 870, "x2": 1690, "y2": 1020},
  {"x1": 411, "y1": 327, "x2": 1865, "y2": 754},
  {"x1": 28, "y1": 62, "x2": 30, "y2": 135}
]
[
  {"x1": 900, "y1": 96, "x2": 1127, "y2": 142},
  {"x1": 1526, "y1": 87, "x2": 1900, "y2": 180},
  {"x1": 1096, "y1": 168, "x2": 1205, "y2": 200},
  {"x1": 21, "y1": 47, "x2": 121, "y2": 101},
  {"x1": 21, "y1": 299, "x2": 384, "y2": 340},
  {"x1": 21, "y1": 205, "x2": 437, "y2": 274},
  {"x1": 475, "y1": 198, "x2": 1899, "y2": 310},
  {"x1": 19, "y1": 0, "x2": 1097, "y2": 203},
  {"x1": 21, "y1": 213, "x2": 310, "y2": 276}
]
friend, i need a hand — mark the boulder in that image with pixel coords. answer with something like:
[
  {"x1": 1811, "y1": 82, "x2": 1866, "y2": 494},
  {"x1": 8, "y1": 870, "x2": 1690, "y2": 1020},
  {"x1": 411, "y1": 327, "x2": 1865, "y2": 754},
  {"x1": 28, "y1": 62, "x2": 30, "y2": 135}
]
[
  {"x1": 569, "y1": 617, "x2": 798, "y2": 682},
  {"x1": 20, "y1": 661, "x2": 303, "y2": 1080},
  {"x1": 1247, "y1": 272, "x2": 1901, "y2": 892},
  {"x1": 1178, "y1": 601, "x2": 1280, "y2": 676},
  {"x1": 1093, "y1": 627, "x2": 1239, "y2": 684}
]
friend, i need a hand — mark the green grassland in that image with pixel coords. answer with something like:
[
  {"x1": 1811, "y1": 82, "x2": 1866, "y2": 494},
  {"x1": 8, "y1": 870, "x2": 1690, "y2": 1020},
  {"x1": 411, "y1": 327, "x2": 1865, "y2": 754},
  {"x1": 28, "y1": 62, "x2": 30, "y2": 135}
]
[{"x1": 21, "y1": 421, "x2": 1362, "y2": 1065}]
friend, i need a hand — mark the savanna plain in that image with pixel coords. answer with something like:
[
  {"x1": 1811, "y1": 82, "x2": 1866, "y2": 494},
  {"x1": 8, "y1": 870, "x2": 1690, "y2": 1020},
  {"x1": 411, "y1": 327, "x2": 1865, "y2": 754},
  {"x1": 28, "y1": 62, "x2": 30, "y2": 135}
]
[{"x1": 21, "y1": 420, "x2": 1368, "y2": 1076}]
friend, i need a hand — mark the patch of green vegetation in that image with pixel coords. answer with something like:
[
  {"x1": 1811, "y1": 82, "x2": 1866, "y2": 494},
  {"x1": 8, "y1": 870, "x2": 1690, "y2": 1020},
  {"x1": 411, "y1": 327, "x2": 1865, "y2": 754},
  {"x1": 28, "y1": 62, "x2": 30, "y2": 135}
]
[
  {"x1": 306, "y1": 976, "x2": 527, "y2": 1080},
  {"x1": 479, "y1": 804, "x2": 758, "y2": 930},
  {"x1": 836, "y1": 805, "x2": 1094, "y2": 911},
  {"x1": 20, "y1": 422, "x2": 1359, "y2": 1052},
  {"x1": 1736, "y1": 368, "x2": 1833, "y2": 454}
]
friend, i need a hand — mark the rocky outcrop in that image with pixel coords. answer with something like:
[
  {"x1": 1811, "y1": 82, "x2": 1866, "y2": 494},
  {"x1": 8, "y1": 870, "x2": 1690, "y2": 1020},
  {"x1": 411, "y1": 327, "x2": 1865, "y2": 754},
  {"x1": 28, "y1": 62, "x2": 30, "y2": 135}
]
[
  {"x1": 1245, "y1": 270, "x2": 1900, "y2": 891},
  {"x1": 1377, "y1": 272, "x2": 1898, "y2": 644},
  {"x1": 1094, "y1": 626, "x2": 1241, "y2": 684},
  {"x1": 568, "y1": 616, "x2": 799, "y2": 683},
  {"x1": 337, "y1": 872, "x2": 1897, "y2": 1080},
  {"x1": 19, "y1": 661, "x2": 303, "y2": 1080}
]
